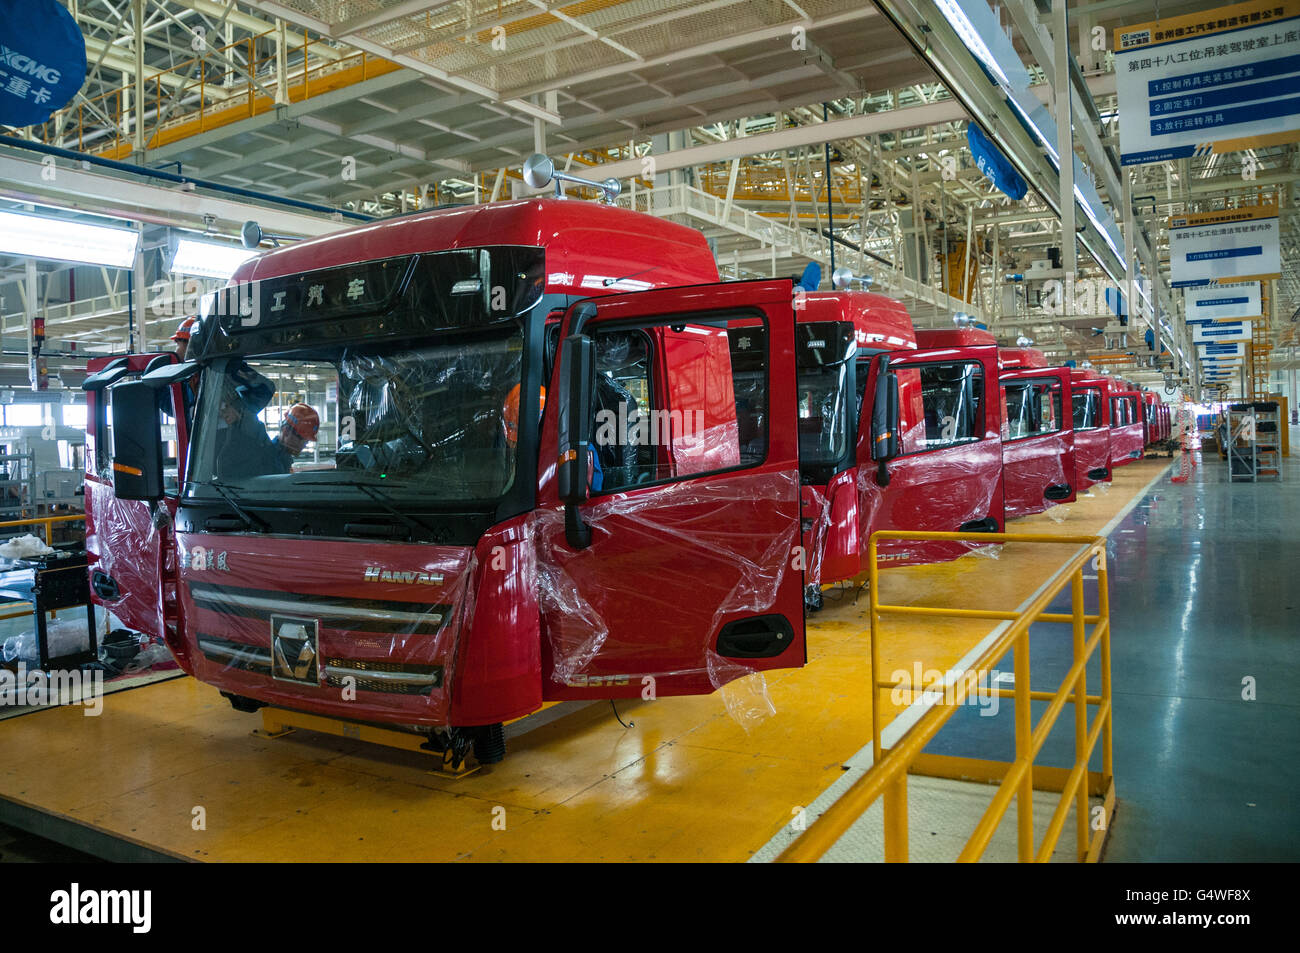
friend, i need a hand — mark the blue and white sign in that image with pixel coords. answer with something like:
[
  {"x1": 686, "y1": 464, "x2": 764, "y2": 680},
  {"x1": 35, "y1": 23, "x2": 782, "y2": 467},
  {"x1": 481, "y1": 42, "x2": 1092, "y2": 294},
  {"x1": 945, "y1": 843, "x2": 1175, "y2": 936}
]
[
  {"x1": 0, "y1": 0, "x2": 86, "y2": 128},
  {"x1": 1114, "y1": 1, "x2": 1300, "y2": 165},
  {"x1": 1193, "y1": 320, "x2": 1253, "y2": 342},
  {"x1": 1169, "y1": 205, "x2": 1279, "y2": 287},
  {"x1": 1198, "y1": 341, "x2": 1247, "y2": 357},
  {"x1": 1185, "y1": 280, "x2": 1262, "y2": 321}
]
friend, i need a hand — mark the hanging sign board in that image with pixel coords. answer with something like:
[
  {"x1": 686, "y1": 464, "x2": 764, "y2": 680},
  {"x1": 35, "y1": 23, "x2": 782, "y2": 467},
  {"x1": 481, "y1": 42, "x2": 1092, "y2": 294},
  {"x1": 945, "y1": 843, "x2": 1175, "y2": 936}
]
[
  {"x1": 1193, "y1": 320, "x2": 1253, "y2": 341},
  {"x1": 1168, "y1": 205, "x2": 1280, "y2": 287},
  {"x1": 1184, "y1": 280, "x2": 1262, "y2": 321},
  {"x1": 1114, "y1": 0, "x2": 1300, "y2": 165},
  {"x1": 1198, "y1": 341, "x2": 1248, "y2": 357},
  {"x1": 0, "y1": 0, "x2": 86, "y2": 128}
]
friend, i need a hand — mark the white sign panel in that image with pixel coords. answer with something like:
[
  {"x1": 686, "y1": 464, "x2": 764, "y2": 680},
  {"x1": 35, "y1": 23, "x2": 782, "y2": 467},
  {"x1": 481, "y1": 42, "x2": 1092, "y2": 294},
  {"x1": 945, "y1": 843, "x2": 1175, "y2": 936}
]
[
  {"x1": 1198, "y1": 341, "x2": 1248, "y2": 357},
  {"x1": 1193, "y1": 320, "x2": 1253, "y2": 342},
  {"x1": 1169, "y1": 206, "x2": 1280, "y2": 287},
  {"x1": 1114, "y1": 1, "x2": 1300, "y2": 166},
  {"x1": 1184, "y1": 281, "x2": 1262, "y2": 321}
]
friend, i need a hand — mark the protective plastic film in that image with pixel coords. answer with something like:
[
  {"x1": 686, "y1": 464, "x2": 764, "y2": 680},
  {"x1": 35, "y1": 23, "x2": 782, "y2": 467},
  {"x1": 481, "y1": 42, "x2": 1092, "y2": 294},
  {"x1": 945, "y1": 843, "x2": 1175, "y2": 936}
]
[
  {"x1": 530, "y1": 468, "x2": 801, "y2": 726},
  {"x1": 333, "y1": 342, "x2": 521, "y2": 497},
  {"x1": 856, "y1": 435, "x2": 1005, "y2": 568},
  {"x1": 177, "y1": 531, "x2": 477, "y2": 728},
  {"x1": 1002, "y1": 429, "x2": 1072, "y2": 519},
  {"x1": 84, "y1": 479, "x2": 165, "y2": 643}
]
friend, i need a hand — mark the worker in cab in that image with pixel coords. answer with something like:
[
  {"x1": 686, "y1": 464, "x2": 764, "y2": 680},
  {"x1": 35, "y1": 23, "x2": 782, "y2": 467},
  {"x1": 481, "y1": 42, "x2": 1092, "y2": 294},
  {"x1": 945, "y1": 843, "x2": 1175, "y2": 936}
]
[
  {"x1": 267, "y1": 403, "x2": 320, "y2": 474},
  {"x1": 167, "y1": 316, "x2": 200, "y2": 424},
  {"x1": 211, "y1": 362, "x2": 278, "y2": 481},
  {"x1": 172, "y1": 316, "x2": 197, "y2": 362}
]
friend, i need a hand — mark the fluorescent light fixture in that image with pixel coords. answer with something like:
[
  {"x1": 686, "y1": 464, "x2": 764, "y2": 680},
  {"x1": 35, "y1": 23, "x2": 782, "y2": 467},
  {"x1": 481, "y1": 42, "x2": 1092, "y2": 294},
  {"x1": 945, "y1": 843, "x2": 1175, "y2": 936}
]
[
  {"x1": 170, "y1": 237, "x2": 259, "y2": 280},
  {"x1": 0, "y1": 209, "x2": 139, "y2": 268},
  {"x1": 935, "y1": 0, "x2": 1010, "y2": 86}
]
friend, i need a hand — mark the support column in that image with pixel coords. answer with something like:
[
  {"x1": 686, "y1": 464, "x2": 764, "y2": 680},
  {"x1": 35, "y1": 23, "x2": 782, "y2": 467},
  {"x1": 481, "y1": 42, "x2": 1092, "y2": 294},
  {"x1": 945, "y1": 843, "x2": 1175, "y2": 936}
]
[
  {"x1": 133, "y1": 0, "x2": 145, "y2": 157},
  {"x1": 1053, "y1": 0, "x2": 1077, "y2": 308},
  {"x1": 25, "y1": 259, "x2": 37, "y2": 390},
  {"x1": 133, "y1": 222, "x2": 147, "y2": 353},
  {"x1": 275, "y1": 19, "x2": 290, "y2": 106}
]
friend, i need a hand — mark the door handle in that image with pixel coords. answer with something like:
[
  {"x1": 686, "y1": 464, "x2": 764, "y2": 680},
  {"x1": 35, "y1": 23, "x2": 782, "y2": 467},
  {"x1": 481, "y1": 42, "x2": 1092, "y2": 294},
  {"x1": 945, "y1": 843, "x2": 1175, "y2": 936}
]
[{"x1": 91, "y1": 570, "x2": 120, "y2": 602}]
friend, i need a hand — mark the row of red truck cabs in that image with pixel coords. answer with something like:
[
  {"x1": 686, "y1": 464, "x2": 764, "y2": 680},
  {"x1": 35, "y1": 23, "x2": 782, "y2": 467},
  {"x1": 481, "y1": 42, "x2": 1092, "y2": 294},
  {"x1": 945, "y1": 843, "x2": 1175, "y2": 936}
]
[{"x1": 82, "y1": 197, "x2": 1174, "y2": 763}]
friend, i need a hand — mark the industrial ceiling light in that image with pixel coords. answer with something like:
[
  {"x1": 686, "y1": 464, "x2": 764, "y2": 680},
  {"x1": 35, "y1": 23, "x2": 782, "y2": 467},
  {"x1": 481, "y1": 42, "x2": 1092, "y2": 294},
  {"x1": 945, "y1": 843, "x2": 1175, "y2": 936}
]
[
  {"x1": 0, "y1": 208, "x2": 139, "y2": 268},
  {"x1": 170, "y1": 237, "x2": 259, "y2": 280},
  {"x1": 934, "y1": 0, "x2": 1010, "y2": 86}
]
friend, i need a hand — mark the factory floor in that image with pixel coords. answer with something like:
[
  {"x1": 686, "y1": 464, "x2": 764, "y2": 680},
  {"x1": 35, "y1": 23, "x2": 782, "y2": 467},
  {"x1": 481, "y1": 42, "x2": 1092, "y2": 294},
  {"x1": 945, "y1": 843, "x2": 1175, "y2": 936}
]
[
  {"x1": 0, "y1": 441, "x2": 1295, "y2": 862},
  {"x1": 1101, "y1": 436, "x2": 1300, "y2": 860}
]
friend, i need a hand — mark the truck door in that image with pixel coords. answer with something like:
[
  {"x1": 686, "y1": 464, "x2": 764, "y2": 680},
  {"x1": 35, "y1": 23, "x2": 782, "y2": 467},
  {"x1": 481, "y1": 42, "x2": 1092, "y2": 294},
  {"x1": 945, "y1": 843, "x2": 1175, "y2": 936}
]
[
  {"x1": 83, "y1": 354, "x2": 190, "y2": 654},
  {"x1": 1000, "y1": 369, "x2": 1077, "y2": 518},
  {"x1": 536, "y1": 280, "x2": 805, "y2": 698},
  {"x1": 864, "y1": 345, "x2": 1005, "y2": 562}
]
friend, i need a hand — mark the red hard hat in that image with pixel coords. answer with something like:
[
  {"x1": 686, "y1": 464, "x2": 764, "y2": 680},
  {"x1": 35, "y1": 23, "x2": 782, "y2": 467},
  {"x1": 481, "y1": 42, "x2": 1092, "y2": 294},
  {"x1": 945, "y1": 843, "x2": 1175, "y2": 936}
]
[
  {"x1": 171, "y1": 316, "x2": 197, "y2": 342},
  {"x1": 284, "y1": 403, "x2": 320, "y2": 440}
]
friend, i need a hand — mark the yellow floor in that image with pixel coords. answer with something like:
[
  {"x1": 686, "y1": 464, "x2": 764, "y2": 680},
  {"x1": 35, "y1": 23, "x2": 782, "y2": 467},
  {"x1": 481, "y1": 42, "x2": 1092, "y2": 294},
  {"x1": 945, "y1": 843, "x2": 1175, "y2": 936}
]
[{"x1": 0, "y1": 460, "x2": 1168, "y2": 861}]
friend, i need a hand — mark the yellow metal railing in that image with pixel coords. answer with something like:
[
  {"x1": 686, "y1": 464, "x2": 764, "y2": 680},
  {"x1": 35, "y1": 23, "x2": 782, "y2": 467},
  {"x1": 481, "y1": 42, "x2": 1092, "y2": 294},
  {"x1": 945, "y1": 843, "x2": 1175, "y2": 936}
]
[
  {"x1": 0, "y1": 513, "x2": 87, "y2": 623},
  {"x1": 778, "y1": 530, "x2": 1114, "y2": 863},
  {"x1": 36, "y1": 30, "x2": 401, "y2": 158}
]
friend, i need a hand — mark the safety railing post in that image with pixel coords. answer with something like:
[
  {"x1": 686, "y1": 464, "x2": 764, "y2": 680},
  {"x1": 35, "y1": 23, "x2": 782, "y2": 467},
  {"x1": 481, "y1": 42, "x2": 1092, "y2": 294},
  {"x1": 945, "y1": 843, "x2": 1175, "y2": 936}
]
[
  {"x1": 883, "y1": 774, "x2": 908, "y2": 862},
  {"x1": 1071, "y1": 567, "x2": 1089, "y2": 859},
  {"x1": 1097, "y1": 547, "x2": 1114, "y2": 785},
  {"x1": 1013, "y1": 629, "x2": 1033, "y2": 861},
  {"x1": 868, "y1": 534, "x2": 882, "y2": 764}
]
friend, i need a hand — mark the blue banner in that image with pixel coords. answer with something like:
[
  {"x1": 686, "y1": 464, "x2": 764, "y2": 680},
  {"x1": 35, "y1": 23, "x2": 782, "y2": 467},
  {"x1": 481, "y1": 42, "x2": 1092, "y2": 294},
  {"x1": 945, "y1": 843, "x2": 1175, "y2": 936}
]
[
  {"x1": 0, "y1": 0, "x2": 86, "y2": 128},
  {"x1": 967, "y1": 123, "x2": 1028, "y2": 200}
]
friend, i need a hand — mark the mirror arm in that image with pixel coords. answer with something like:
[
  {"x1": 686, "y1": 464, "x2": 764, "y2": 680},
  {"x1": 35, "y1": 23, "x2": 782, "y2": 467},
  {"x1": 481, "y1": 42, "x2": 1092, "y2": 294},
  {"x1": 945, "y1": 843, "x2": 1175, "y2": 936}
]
[{"x1": 564, "y1": 504, "x2": 591, "y2": 550}]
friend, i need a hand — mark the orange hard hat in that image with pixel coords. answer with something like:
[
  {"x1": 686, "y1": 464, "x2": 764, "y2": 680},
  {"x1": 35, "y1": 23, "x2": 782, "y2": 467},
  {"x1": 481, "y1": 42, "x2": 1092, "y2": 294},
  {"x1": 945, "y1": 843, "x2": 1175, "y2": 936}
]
[
  {"x1": 171, "y1": 316, "x2": 198, "y2": 342},
  {"x1": 284, "y1": 403, "x2": 320, "y2": 440},
  {"x1": 504, "y1": 383, "x2": 546, "y2": 446}
]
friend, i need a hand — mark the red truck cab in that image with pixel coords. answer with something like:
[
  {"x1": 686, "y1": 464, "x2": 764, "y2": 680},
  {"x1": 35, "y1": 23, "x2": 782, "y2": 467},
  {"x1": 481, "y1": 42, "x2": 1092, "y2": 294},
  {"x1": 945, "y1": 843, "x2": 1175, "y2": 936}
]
[
  {"x1": 1068, "y1": 367, "x2": 1113, "y2": 489},
  {"x1": 1107, "y1": 377, "x2": 1146, "y2": 467},
  {"x1": 789, "y1": 305, "x2": 1007, "y2": 602},
  {"x1": 92, "y1": 199, "x2": 813, "y2": 763},
  {"x1": 997, "y1": 347, "x2": 1077, "y2": 519},
  {"x1": 875, "y1": 327, "x2": 1007, "y2": 562},
  {"x1": 1141, "y1": 391, "x2": 1166, "y2": 444}
]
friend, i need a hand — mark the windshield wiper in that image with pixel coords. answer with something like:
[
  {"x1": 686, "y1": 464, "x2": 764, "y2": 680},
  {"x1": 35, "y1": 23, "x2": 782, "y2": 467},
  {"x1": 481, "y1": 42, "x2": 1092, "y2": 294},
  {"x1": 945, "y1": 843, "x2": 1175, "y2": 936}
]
[
  {"x1": 207, "y1": 479, "x2": 271, "y2": 533},
  {"x1": 294, "y1": 479, "x2": 441, "y2": 540}
]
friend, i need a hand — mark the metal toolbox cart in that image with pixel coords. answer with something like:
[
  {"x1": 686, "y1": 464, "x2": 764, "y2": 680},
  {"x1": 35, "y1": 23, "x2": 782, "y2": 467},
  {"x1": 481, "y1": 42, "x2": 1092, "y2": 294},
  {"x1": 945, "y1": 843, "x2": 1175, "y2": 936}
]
[{"x1": 2, "y1": 549, "x2": 98, "y2": 670}]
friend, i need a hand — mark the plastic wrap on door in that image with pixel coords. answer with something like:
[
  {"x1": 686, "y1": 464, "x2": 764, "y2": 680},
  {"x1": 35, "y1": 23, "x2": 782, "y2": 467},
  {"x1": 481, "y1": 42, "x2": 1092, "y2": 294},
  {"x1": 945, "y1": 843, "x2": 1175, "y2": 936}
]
[
  {"x1": 84, "y1": 480, "x2": 164, "y2": 642},
  {"x1": 530, "y1": 469, "x2": 801, "y2": 705}
]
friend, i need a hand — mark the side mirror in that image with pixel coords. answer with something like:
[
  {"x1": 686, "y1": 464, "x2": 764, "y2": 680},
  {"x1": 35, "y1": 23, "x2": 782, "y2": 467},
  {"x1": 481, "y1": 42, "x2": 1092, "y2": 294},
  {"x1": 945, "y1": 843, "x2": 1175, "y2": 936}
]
[
  {"x1": 557, "y1": 333, "x2": 595, "y2": 548},
  {"x1": 110, "y1": 381, "x2": 164, "y2": 501}
]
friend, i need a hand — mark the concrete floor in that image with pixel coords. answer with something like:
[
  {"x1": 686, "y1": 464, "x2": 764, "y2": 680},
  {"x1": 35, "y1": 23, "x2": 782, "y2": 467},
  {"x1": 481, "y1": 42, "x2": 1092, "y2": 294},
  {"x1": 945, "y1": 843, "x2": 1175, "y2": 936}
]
[{"x1": 1102, "y1": 438, "x2": 1300, "y2": 861}]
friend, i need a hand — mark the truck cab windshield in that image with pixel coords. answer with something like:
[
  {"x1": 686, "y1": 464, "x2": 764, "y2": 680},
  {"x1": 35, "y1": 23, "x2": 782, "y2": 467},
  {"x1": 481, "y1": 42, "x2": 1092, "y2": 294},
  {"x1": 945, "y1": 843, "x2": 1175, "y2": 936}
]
[{"x1": 185, "y1": 331, "x2": 524, "y2": 509}]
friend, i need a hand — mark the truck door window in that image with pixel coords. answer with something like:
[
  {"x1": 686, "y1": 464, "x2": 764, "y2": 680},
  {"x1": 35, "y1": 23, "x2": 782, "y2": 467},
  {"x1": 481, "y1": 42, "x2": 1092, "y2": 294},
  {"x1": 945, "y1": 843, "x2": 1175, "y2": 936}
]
[
  {"x1": 1037, "y1": 381, "x2": 1062, "y2": 433},
  {"x1": 590, "y1": 329, "x2": 654, "y2": 491},
  {"x1": 1073, "y1": 389, "x2": 1101, "y2": 429},
  {"x1": 591, "y1": 318, "x2": 757, "y2": 495},
  {"x1": 1005, "y1": 381, "x2": 1033, "y2": 439},
  {"x1": 893, "y1": 361, "x2": 983, "y2": 453},
  {"x1": 792, "y1": 321, "x2": 855, "y2": 479}
]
